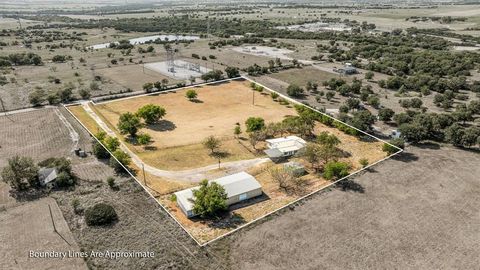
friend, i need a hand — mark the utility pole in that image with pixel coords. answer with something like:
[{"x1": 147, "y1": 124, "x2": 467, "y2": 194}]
[{"x1": 142, "y1": 163, "x2": 147, "y2": 187}]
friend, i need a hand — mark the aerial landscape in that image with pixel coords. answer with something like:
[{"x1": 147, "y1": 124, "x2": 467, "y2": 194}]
[{"x1": 0, "y1": 0, "x2": 479, "y2": 269}]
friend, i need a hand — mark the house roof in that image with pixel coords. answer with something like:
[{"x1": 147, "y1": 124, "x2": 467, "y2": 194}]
[
  {"x1": 174, "y1": 172, "x2": 262, "y2": 214},
  {"x1": 38, "y1": 167, "x2": 58, "y2": 185},
  {"x1": 264, "y1": 148, "x2": 284, "y2": 158},
  {"x1": 266, "y1": 136, "x2": 306, "y2": 153}
]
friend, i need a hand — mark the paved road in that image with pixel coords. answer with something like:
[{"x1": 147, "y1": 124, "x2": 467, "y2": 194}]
[{"x1": 81, "y1": 102, "x2": 270, "y2": 182}]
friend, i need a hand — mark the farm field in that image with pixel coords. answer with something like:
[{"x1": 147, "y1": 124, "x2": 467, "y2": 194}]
[
  {"x1": 0, "y1": 197, "x2": 87, "y2": 270},
  {"x1": 68, "y1": 78, "x2": 390, "y2": 244},
  {"x1": 217, "y1": 145, "x2": 480, "y2": 270}
]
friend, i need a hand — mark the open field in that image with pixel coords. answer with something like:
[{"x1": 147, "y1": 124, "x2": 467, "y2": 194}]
[
  {"x1": 91, "y1": 79, "x2": 296, "y2": 169},
  {"x1": 214, "y1": 145, "x2": 480, "y2": 269},
  {"x1": 0, "y1": 197, "x2": 87, "y2": 270}
]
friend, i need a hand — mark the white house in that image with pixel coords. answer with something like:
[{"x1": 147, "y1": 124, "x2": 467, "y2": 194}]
[
  {"x1": 264, "y1": 136, "x2": 306, "y2": 159},
  {"x1": 174, "y1": 172, "x2": 263, "y2": 218},
  {"x1": 38, "y1": 167, "x2": 58, "y2": 188}
]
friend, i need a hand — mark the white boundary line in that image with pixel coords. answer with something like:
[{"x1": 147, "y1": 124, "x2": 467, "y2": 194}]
[
  {"x1": 62, "y1": 105, "x2": 204, "y2": 246},
  {"x1": 64, "y1": 75, "x2": 403, "y2": 247}
]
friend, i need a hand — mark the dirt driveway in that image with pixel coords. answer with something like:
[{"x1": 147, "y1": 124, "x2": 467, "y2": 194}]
[{"x1": 218, "y1": 145, "x2": 480, "y2": 270}]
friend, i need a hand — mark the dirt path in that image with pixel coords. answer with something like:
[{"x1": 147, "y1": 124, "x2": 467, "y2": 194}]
[{"x1": 81, "y1": 102, "x2": 269, "y2": 182}]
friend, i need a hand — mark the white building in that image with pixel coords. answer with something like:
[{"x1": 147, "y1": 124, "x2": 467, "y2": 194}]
[
  {"x1": 174, "y1": 172, "x2": 263, "y2": 218},
  {"x1": 264, "y1": 136, "x2": 307, "y2": 159},
  {"x1": 38, "y1": 167, "x2": 58, "y2": 188}
]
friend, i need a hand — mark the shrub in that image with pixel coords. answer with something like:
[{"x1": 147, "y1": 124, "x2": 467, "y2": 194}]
[
  {"x1": 270, "y1": 92, "x2": 279, "y2": 100},
  {"x1": 382, "y1": 138, "x2": 405, "y2": 154},
  {"x1": 185, "y1": 89, "x2": 198, "y2": 100},
  {"x1": 85, "y1": 203, "x2": 118, "y2": 226},
  {"x1": 92, "y1": 140, "x2": 110, "y2": 159},
  {"x1": 137, "y1": 133, "x2": 152, "y2": 145},
  {"x1": 56, "y1": 171, "x2": 76, "y2": 188},
  {"x1": 107, "y1": 177, "x2": 116, "y2": 189},
  {"x1": 245, "y1": 117, "x2": 265, "y2": 132},
  {"x1": 286, "y1": 84, "x2": 304, "y2": 97},
  {"x1": 359, "y1": 158, "x2": 369, "y2": 168},
  {"x1": 323, "y1": 161, "x2": 350, "y2": 180}
]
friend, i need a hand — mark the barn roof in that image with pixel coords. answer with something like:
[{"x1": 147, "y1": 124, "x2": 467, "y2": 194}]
[{"x1": 174, "y1": 172, "x2": 261, "y2": 214}]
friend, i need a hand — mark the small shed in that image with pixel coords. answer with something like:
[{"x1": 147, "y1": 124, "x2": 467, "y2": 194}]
[
  {"x1": 174, "y1": 172, "x2": 263, "y2": 218},
  {"x1": 283, "y1": 162, "x2": 306, "y2": 176},
  {"x1": 38, "y1": 167, "x2": 58, "y2": 188}
]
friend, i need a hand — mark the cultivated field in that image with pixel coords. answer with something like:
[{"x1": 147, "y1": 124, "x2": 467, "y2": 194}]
[{"x1": 216, "y1": 145, "x2": 480, "y2": 269}]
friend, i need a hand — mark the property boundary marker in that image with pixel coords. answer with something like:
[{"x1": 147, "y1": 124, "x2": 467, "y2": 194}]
[{"x1": 64, "y1": 75, "x2": 403, "y2": 246}]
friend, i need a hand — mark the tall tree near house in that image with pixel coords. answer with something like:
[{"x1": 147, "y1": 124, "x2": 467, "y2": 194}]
[
  {"x1": 1, "y1": 156, "x2": 39, "y2": 191},
  {"x1": 192, "y1": 179, "x2": 228, "y2": 218}
]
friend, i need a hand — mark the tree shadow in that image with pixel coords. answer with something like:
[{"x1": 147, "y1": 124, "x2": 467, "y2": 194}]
[
  {"x1": 190, "y1": 99, "x2": 204, "y2": 103},
  {"x1": 335, "y1": 179, "x2": 365, "y2": 193},
  {"x1": 392, "y1": 151, "x2": 419, "y2": 163},
  {"x1": 144, "y1": 145, "x2": 158, "y2": 151},
  {"x1": 210, "y1": 151, "x2": 231, "y2": 159},
  {"x1": 413, "y1": 142, "x2": 440, "y2": 150},
  {"x1": 148, "y1": 120, "x2": 176, "y2": 132}
]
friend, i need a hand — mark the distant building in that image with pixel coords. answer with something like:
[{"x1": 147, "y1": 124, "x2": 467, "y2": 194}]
[
  {"x1": 336, "y1": 62, "x2": 358, "y2": 75},
  {"x1": 38, "y1": 167, "x2": 58, "y2": 188},
  {"x1": 264, "y1": 136, "x2": 307, "y2": 160},
  {"x1": 174, "y1": 172, "x2": 263, "y2": 218}
]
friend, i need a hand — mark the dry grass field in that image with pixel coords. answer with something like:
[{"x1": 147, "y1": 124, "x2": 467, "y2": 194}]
[
  {"x1": 92, "y1": 79, "x2": 296, "y2": 170},
  {"x1": 213, "y1": 145, "x2": 480, "y2": 270},
  {"x1": 0, "y1": 198, "x2": 88, "y2": 270}
]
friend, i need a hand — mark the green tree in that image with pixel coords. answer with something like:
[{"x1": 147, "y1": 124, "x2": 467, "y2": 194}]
[
  {"x1": 378, "y1": 108, "x2": 395, "y2": 122},
  {"x1": 92, "y1": 140, "x2": 110, "y2": 159},
  {"x1": 109, "y1": 150, "x2": 131, "y2": 173},
  {"x1": 85, "y1": 203, "x2": 118, "y2": 226},
  {"x1": 104, "y1": 136, "x2": 120, "y2": 152},
  {"x1": 316, "y1": 131, "x2": 340, "y2": 147},
  {"x1": 1, "y1": 156, "x2": 39, "y2": 191},
  {"x1": 185, "y1": 89, "x2": 198, "y2": 101},
  {"x1": 225, "y1": 66, "x2": 240, "y2": 78},
  {"x1": 203, "y1": 135, "x2": 221, "y2": 154},
  {"x1": 137, "y1": 133, "x2": 152, "y2": 145},
  {"x1": 365, "y1": 71, "x2": 374, "y2": 80},
  {"x1": 286, "y1": 84, "x2": 304, "y2": 97},
  {"x1": 323, "y1": 161, "x2": 350, "y2": 180},
  {"x1": 118, "y1": 112, "x2": 142, "y2": 137},
  {"x1": 245, "y1": 117, "x2": 265, "y2": 132},
  {"x1": 29, "y1": 89, "x2": 46, "y2": 107},
  {"x1": 234, "y1": 125, "x2": 241, "y2": 138},
  {"x1": 137, "y1": 104, "x2": 166, "y2": 125},
  {"x1": 192, "y1": 179, "x2": 228, "y2": 218}
]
